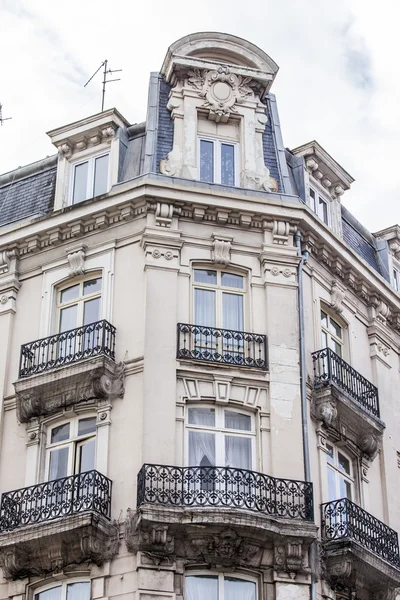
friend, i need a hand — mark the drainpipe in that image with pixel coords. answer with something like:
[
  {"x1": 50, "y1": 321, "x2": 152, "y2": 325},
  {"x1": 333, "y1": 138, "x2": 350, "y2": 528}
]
[{"x1": 295, "y1": 230, "x2": 317, "y2": 600}]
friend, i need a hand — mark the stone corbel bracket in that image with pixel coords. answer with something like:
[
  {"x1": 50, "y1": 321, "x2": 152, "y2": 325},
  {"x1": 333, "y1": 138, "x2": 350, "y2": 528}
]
[
  {"x1": 212, "y1": 235, "x2": 233, "y2": 266},
  {"x1": 330, "y1": 280, "x2": 346, "y2": 314},
  {"x1": 274, "y1": 539, "x2": 310, "y2": 579},
  {"x1": 14, "y1": 358, "x2": 125, "y2": 423},
  {"x1": 66, "y1": 244, "x2": 87, "y2": 277}
]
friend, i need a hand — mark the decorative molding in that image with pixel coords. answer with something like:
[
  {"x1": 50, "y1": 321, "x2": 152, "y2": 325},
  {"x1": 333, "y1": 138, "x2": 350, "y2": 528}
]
[
  {"x1": 212, "y1": 236, "x2": 232, "y2": 265},
  {"x1": 274, "y1": 539, "x2": 309, "y2": 577},
  {"x1": 14, "y1": 358, "x2": 125, "y2": 423},
  {"x1": 66, "y1": 245, "x2": 87, "y2": 277},
  {"x1": 187, "y1": 66, "x2": 254, "y2": 123},
  {"x1": 330, "y1": 280, "x2": 346, "y2": 314}
]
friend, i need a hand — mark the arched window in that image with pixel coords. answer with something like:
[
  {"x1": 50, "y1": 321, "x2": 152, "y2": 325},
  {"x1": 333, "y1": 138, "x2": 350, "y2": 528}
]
[
  {"x1": 45, "y1": 415, "x2": 96, "y2": 481},
  {"x1": 193, "y1": 268, "x2": 245, "y2": 331},
  {"x1": 326, "y1": 442, "x2": 354, "y2": 502},
  {"x1": 186, "y1": 405, "x2": 255, "y2": 471},
  {"x1": 35, "y1": 581, "x2": 90, "y2": 600},
  {"x1": 57, "y1": 275, "x2": 102, "y2": 333},
  {"x1": 185, "y1": 573, "x2": 256, "y2": 600}
]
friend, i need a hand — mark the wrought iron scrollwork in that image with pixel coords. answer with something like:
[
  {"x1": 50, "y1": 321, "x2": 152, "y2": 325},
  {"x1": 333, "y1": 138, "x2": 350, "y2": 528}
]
[
  {"x1": 137, "y1": 464, "x2": 313, "y2": 522},
  {"x1": 177, "y1": 323, "x2": 268, "y2": 370},
  {"x1": 322, "y1": 498, "x2": 400, "y2": 568},
  {"x1": 312, "y1": 347, "x2": 380, "y2": 418},
  {"x1": 0, "y1": 470, "x2": 111, "y2": 532},
  {"x1": 19, "y1": 320, "x2": 116, "y2": 378}
]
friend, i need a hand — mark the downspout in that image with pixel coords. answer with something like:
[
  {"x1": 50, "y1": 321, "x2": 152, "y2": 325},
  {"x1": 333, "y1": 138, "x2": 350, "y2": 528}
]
[{"x1": 295, "y1": 230, "x2": 317, "y2": 600}]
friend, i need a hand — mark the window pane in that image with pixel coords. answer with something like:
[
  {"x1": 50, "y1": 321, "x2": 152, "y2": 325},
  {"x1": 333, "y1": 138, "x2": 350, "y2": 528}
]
[
  {"x1": 60, "y1": 284, "x2": 80, "y2": 304},
  {"x1": 341, "y1": 479, "x2": 352, "y2": 500},
  {"x1": 318, "y1": 196, "x2": 329, "y2": 224},
  {"x1": 321, "y1": 331, "x2": 328, "y2": 348},
  {"x1": 225, "y1": 410, "x2": 251, "y2": 431},
  {"x1": 225, "y1": 578, "x2": 256, "y2": 600},
  {"x1": 78, "y1": 439, "x2": 96, "y2": 473},
  {"x1": 200, "y1": 140, "x2": 214, "y2": 183},
  {"x1": 195, "y1": 289, "x2": 216, "y2": 327},
  {"x1": 188, "y1": 407, "x2": 215, "y2": 427},
  {"x1": 59, "y1": 305, "x2": 78, "y2": 332},
  {"x1": 73, "y1": 162, "x2": 89, "y2": 204},
  {"x1": 332, "y1": 340, "x2": 342, "y2": 356},
  {"x1": 67, "y1": 582, "x2": 90, "y2": 600},
  {"x1": 93, "y1": 155, "x2": 109, "y2": 197},
  {"x1": 189, "y1": 431, "x2": 216, "y2": 467},
  {"x1": 329, "y1": 318, "x2": 342, "y2": 339},
  {"x1": 48, "y1": 447, "x2": 69, "y2": 480},
  {"x1": 222, "y1": 293, "x2": 243, "y2": 331},
  {"x1": 194, "y1": 269, "x2": 217, "y2": 284},
  {"x1": 78, "y1": 417, "x2": 97, "y2": 436},
  {"x1": 186, "y1": 576, "x2": 218, "y2": 600},
  {"x1": 225, "y1": 435, "x2": 252, "y2": 469},
  {"x1": 51, "y1": 422, "x2": 70, "y2": 443},
  {"x1": 321, "y1": 311, "x2": 328, "y2": 327},
  {"x1": 83, "y1": 278, "x2": 102, "y2": 295},
  {"x1": 221, "y1": 273, "x2": 243, "y2": 289},
  {"x1": 221, "y1": 143, "x2": 235, "y2": 186},
  {"x1": 83, "y1": 297, "x2": 100, "y2": 325},
  {"x1": 327, "y1": 466, "x2": 336, "y2": 501},
  {"x1": 338, "y1": 452, "x2": 351, "y2": 475},
  {"x1": 326, "y1": 444, "x2": 334, "y2": 463},
  {"x1": 36, "y1": 586, "x2": 62, "y2": 600}
]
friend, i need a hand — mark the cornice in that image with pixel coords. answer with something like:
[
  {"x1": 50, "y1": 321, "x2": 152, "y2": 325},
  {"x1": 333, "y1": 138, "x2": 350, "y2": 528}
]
[{"x1": 0, "y1": 174, "x2": 399, "y2": 334}]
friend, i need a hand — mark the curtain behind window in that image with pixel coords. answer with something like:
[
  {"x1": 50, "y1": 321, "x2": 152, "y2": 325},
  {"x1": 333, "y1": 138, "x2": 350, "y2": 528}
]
[{"x1": 186, "y1": 576, "x2": 218, "y2": 600}]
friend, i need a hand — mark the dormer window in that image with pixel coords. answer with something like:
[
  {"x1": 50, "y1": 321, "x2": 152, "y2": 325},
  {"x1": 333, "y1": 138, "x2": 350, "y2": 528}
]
[
  {"x1": 310, "y1": 187, "x2": 329, "y2": 225},
  {"x1": 71, "y1": 153, "x2": 110, "y2": 204},
  {"x1": 199, "y1": 139, "x2": 237, "y2": 186}
]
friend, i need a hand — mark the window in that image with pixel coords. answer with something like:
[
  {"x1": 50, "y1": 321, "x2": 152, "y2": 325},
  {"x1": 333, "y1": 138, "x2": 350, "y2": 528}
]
[
  {"x1": 71, "y1": 153, "x2": 109, "y2": 204},
  {"x1": 35, "y1": 582, "x2": 90, "y2": 600},
  {"x1": 185, "y1": 574, "x2": 256, "y2": 600},
  {"x1": 193, "y1": 269, "x2": 244, "y2": 331},
  {"x1": 186, "y1": 406, "x2": 254, "y2": 470},
  {"x1": 46, "y1": 415, "x2": 96, "y2": 481},
  {"x1": 310, "y1": 187, "x2": 329, "y2": 225},
  {"x1": 57, "y1": 276, "x2": 102, "y2": 333},
  {"x1": 326, "y1": 443, "x2": 353, "y2": 502},
  {"x1": 199, "y1": 138, "x2": 238, "y2": 186},
  {"x1": 321, "y1": 310, "x2": 343, "y2": 356},
  {"x1": 393, "y1": 267, "x2": 399, "y2": 292}
]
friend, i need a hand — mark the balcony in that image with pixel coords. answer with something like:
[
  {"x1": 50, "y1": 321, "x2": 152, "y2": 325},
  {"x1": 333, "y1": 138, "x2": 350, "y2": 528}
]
[
  {"x1": 311, "y1": 348, "x2": 384, "y2": 459},
  {"x1": 13, "y1": 320, "x2": 125, "y2": 422},
  {"x1": 321, "y1": 498, "x2": 400, "y2": 593},
  {"x1": 177, "y1": 323, "x2": 268, "y2": 370},
  {"x1": 0, "y1": 471, "x2": 118, "y2": 579},
  {"x1": 127, "y1": 464, "x2": 317, "y2": 575}
]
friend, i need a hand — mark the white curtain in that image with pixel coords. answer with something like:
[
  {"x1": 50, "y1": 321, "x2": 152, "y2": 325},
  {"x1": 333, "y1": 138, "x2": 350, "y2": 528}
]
[
  {"x1": 222, "y1": 293, "x2": 243, "y2": 331},
  {"x1": 66, "y1": 583, "x2": 90, "y2": 600},
  {"x1": 225, "y1": 436, "x2": 251, "y2": 470},
  {"x1": 186, "y1": 576, "x2": 218, "y2": 600},
  {"x1": 224, "y1": 578, "x2": 256, "y2": 600},
  {"x1": 195, "y1": 289, "x2": 215, "y2": 327},
  {"x1": 224, "y1": 411, "x2": 251, "y2": 431},
  {"x1": 189, "y1": 431, "x2": 215, "y2": 466},
  {"x1": 36, "y1": 586, "x2": 62, "y2": 600}
]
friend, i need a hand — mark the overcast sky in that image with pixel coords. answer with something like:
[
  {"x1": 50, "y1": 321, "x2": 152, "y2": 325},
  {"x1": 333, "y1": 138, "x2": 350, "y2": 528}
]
[{"x1": 0, "y1": 0, "x2": 399, "y2": 233}]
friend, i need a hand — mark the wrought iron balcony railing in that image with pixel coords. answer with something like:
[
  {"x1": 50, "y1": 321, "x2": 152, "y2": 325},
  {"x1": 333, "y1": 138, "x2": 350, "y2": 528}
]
[
  {"x1": 322, "y1": 498, "x2": 400, "y2": 569},
  {"x1": 312, "y1": 347, "x2": 380, "y2": 418},
  {"x1": 137, "y1": 464, "x2": 313, "y2": 522},
  {"x1": 0, "y1": 470, "x2": 112, "y2": 532},
  {"x1": 19, "y1": 319, "x2": 116, "y2": 378},
  {"x1": 177, "y1": 323, "x2": 268, "y2": 370}
]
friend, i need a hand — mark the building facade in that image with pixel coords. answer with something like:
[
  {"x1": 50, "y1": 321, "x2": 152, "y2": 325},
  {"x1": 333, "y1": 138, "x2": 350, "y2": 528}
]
[{"x1": 0, "y1": 31, "x2": 399, "y2": 600}]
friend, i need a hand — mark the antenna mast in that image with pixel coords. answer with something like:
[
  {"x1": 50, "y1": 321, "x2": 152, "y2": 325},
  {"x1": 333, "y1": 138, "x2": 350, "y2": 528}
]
[
  {"x1": 84, "y1": 60, "x2": 122, "y2": 112},
  {"x1": 0, "y1": 103, "x2": 12, "y2": 126}
]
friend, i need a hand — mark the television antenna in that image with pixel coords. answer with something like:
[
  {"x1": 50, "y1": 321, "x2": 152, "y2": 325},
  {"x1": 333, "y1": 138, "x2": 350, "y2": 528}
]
[
  {"x1": 0, "y1": 103, "x2": 12, "y2": 126},
  {"x1": 84, "y1": 60, "x2": 122, "y2": 112}
]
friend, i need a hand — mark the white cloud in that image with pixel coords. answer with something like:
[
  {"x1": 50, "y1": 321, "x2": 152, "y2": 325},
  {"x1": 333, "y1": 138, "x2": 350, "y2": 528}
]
[{"x1": 0, "y1": 0, "x2": 399, "y2": 232}]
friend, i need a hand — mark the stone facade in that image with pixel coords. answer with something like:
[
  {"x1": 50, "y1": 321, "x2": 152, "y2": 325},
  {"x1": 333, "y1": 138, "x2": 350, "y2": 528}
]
[{"x1": 0, "y1": 31, "x2": 399, "y2": 600}]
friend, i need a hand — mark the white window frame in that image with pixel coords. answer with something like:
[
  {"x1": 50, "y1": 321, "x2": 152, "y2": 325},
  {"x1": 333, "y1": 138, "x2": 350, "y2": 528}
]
[
  {"x1": 192, "y1": 268, "x2": 246, "y2": 330},
  {"x1": 321, "y1": 309, "x2": 344, "y2": 357},
  {"x1": 44, "y1": 414, "x2": 97, "y2": 481},
  {"x1": 198, "y1": 137, "x2": 239, "y2": 186},
  {"x1": 34, "y1": 579, "x2": 91, "y2": 600},
  {"x1": 185, "y1": 572, "x2": 257, "y2": 599},
  {"x1": 326, "y1": 442, "x2": 354, "y2": 502},
  {"x1": 184, "y1": 405, "x2": 256, "y2": 469},
  {"x1": 69, "y1": 151, "x2": 110, "y2": 205},
  {"x1": 56, "y1": 273, "x2": 103, "y2": 333},
  {"x1": 392, "y1": 258, "x2": 400, "y2": 292},
  {"x1": 309, "y1": 186, "x2": 330, "y2": 225}
]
